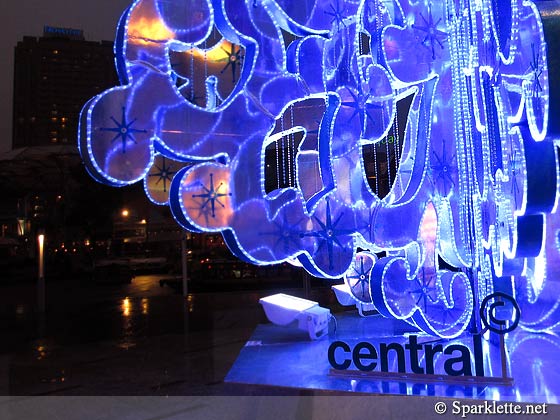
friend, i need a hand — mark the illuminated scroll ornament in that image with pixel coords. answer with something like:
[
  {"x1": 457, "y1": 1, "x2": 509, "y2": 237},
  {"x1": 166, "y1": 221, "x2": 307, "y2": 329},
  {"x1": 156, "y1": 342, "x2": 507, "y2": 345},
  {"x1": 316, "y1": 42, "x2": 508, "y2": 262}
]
[{"x1": 79, "y1": 0, "x2": 559, "y2": 338}]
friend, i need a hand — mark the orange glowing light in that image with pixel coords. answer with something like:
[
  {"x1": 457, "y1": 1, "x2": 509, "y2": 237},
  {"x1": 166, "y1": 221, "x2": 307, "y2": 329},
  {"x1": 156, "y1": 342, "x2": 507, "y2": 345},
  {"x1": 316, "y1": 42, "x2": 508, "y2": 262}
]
[
  {"x1": 128, "y1": 17, "x2": 175, "y2": 45},
  {"x1": 173, "y1": 39, "x2": 237, "y2": 70},
  {"x1": 141, "y1": 298, "x2": 149, "y2": 315},
  {"x1": 190, "y1": 39, "x2": 233, "y2": 62},
  {"x1": 122, "y1": 298, "x2": 131, "y2": 317}
]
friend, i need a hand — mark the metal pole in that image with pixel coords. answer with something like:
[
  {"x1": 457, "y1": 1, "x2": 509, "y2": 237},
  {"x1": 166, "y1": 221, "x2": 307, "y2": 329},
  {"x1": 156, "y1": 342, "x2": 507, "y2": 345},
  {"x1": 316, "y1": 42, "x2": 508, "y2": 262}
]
[
  {"x1": 181, "y1": 232, "x2": 190, "y2": 339},
  {"x1": 303, "y1": 270, "x2": 310, "y2": 299},
  {"x1": 499, "y1": 334, "x2": 508, "y2": 380},
  {"x1": 181, "y1": 233, "x2": 188, "y2": 298}
]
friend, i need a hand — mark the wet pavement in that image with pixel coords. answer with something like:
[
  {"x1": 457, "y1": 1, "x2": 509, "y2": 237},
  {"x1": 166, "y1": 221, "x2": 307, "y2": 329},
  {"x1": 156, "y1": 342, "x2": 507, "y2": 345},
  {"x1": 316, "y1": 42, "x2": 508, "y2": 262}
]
[
  {"x1": 0, "y1": 273, "x2": 341, "y2": 395},
  {"x1": 2, "y1": 275, "x2": 560, "y2": 420}
]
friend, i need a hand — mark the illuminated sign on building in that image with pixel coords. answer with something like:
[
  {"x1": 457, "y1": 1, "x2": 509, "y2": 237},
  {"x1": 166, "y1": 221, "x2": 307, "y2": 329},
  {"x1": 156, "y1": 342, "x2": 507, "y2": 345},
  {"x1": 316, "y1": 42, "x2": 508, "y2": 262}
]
[
  {"x1": 79, "y1": 0, "x2": 559, "y2": 338},
  {"x1": 43, "y1": 26, "x2": 85, "y2": 40}
]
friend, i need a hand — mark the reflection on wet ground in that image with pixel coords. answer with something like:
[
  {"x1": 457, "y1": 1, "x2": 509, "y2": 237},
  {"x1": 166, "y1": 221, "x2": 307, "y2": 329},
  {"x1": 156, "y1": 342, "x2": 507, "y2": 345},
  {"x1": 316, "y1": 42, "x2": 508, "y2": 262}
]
[{"x1": 0, "y1": 274, "x2": 341, "y2": 395}]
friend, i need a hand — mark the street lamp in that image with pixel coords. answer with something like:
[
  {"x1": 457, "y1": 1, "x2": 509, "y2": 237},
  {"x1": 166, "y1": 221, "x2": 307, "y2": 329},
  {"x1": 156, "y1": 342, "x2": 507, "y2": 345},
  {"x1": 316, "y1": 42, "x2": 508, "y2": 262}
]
[
  {"x1": 37, "y1": 230, "x2": 45, "y2": 313},
  {"x1": 38, "y1": 232, "x2": 45, "y2": 278}
]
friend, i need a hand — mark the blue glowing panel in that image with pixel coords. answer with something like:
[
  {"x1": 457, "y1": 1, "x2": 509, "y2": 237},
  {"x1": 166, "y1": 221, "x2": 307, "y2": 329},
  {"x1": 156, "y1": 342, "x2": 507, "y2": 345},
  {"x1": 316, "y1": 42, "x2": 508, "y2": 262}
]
[{"x1": 79, "y1": 0, "x2": 560, "y2": 338}]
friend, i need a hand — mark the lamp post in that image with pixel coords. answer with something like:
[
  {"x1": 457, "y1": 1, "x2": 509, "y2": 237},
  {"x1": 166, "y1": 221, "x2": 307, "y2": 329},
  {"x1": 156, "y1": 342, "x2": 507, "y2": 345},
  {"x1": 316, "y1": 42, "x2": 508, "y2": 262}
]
[
  {"x1": 37, "y1": 230, "x2": 45, "y2": 314},
  {"x1": 181, "y1": 232, "x2": 188, "y2": 298},
  {"x1": 181, "y1": 231, "x2": 189, "y2": 338}
]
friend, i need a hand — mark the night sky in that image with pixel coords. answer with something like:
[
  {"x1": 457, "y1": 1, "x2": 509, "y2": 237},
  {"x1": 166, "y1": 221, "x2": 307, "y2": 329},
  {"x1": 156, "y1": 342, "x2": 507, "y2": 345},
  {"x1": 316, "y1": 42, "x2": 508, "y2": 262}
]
[{"x1": 1, "y1": 0, "x2": 132, "y2": 153}]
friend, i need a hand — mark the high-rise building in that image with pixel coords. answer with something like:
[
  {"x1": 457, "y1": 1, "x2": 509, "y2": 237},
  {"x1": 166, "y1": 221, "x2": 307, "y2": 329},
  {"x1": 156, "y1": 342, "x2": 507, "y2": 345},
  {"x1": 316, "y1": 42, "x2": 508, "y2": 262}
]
[{"x1": 12, "y1": 26, "x2": 118, "y2": 149}]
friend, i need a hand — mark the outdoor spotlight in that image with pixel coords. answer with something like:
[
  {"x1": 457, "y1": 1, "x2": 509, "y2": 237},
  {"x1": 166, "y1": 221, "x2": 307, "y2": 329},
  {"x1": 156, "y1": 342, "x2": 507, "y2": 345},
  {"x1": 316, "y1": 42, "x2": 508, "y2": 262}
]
[
  {"x1": 331, "y1": 284, "x2": 376, "y2": 317},
  {"x1": 259, "y1": 293, "x2": 331, "y2": 340}
]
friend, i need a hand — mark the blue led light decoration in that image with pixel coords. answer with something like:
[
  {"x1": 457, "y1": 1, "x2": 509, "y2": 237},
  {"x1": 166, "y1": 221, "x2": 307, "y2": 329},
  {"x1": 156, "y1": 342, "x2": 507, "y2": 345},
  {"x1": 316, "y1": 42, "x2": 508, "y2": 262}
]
[{"x1": 79, "y1": 0, "x2": 560, "y2": 339}]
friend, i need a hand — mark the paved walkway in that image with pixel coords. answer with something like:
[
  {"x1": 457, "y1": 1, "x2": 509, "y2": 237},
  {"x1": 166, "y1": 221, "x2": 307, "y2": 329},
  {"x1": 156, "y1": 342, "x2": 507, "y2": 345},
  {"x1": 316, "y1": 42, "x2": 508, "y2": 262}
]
[{"x1": 0, "y1": 274, "x2": 339, "y2": 395}]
